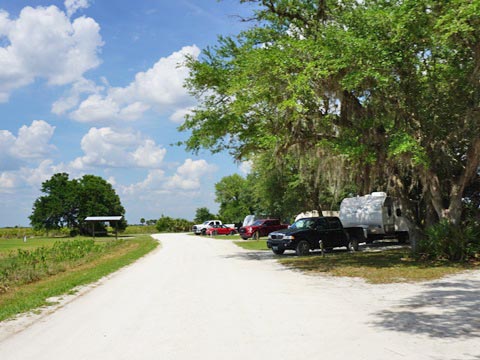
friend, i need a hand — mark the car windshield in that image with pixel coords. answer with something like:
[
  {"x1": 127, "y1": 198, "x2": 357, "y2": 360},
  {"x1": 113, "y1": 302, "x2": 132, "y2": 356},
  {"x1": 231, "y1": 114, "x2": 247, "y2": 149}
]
[
  {"x1": 251, "y1": 220, "x2": 265, "y2": 226},
  {"x1": 203, "y1": 221, "x2": 210, "y2": 225},
  {"x1": 290, "y1": 218, "x2": 315, "y2": 230}
]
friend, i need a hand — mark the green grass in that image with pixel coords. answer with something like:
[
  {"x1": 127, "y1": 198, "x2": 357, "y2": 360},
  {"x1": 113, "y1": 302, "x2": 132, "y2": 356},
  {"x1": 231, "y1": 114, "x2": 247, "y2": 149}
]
[
  {"x1": 234, "y1": 240, "x2": 269, "y2": 250},
  {"x1": 278, "y1": 249, "x2": 478, "y2": 284},
  {"x1": 0, "y1": 235, "x2": 158, "y2": 321}
]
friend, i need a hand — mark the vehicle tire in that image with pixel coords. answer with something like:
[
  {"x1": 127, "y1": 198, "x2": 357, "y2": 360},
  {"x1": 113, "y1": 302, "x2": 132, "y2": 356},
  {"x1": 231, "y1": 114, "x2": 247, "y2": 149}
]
[
  {"x1": 296, "y1": 240, "x2": 310, "y2": 256},
  {"x1": 241, "y1": 237, "x2": 248, "y2": 240},
  {"x1": 252, "y1": 231, "x2": 260, "y2": 240},
  {"x1": 212, "y1": 230, "x2": 218, "y2": 236},
  {"x1": 229, "y1": 230, "x2": 236, "y2": 235},
  {"x1": 272, "y1": 248, "x2": 285, "y2": 255},
  {"x1": 201, "y1": 229, "x2": 206, "y2": 236},
  {"x1": 347, "y1": 237, "x2": 359, "y2": 252}
]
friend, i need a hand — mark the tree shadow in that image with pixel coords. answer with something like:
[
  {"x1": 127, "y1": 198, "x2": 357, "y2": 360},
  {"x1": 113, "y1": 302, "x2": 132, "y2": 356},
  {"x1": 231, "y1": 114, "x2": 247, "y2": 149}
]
[{"x1": 372, "y1": 279, "x2": 480, "y2": 339}]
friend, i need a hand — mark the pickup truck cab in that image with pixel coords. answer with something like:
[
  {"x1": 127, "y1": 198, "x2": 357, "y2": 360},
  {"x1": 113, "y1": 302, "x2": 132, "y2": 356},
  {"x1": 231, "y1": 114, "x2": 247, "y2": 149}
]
[
  {"x1": 267, "y1": 216, "x2": 363, "y2": 255},
  {"x1": 192, "y1": 220, "x2": 223, "y2": 235},
  {"x1": 239, "y1": 219, "x2": 288, "y2": 240}
]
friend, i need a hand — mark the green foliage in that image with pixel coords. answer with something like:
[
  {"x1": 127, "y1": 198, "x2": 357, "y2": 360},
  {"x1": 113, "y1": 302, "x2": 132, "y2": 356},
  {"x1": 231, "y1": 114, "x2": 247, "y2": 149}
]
[
  {"x1": 0, "y1": 239, "x2": 123, "y2": 294},
  {"x1": 215, "y1": 174, "x2": 253, "y2": 223},
  {"x1": 155, "y1": 216, "x2": 193, "y2": 233},
  {"x1": 181, "y1": 0, "x2": 480, "y2": 236},
  {"x1": 418, "y1": 220, "x2": 480, "y2": 262},
  {"x1": 194, "y1": 207, "x2": 216, "y2": 223},
  {"x1": 30, "y1": 173, "x2": 126, "y2": 235}
]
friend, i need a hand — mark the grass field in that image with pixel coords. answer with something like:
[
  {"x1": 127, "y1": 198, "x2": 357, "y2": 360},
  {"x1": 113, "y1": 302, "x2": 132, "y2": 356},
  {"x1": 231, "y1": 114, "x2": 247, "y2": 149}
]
[{"x1": 0, "y1": 235, "x2": 158, "y2": 321}]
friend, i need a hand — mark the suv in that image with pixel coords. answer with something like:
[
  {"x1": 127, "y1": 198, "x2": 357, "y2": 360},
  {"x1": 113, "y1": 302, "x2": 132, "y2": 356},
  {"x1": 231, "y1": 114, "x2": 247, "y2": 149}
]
[
  {"x1": 239, "y1": 219, "x2": 288, "y2": 240},
  {"x1": 267, "y1": 217, "x2": 361, "y2": 255}
]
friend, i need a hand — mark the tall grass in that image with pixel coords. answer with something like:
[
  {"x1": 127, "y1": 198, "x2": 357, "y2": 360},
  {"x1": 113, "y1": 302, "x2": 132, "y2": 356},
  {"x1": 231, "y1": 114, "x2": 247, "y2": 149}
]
[{"x1": 0, "y1": 239, "x2": 123, "y2": 294}]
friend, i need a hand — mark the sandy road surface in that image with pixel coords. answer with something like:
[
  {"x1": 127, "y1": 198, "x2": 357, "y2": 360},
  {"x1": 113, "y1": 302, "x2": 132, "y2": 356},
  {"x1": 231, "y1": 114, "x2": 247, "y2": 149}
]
[{"x1": 0, "y1": 233, "x2": 479, "y2": 360}]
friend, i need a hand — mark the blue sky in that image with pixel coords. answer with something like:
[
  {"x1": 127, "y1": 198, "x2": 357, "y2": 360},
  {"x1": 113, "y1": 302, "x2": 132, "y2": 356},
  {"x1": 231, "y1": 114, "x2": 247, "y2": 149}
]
[{"x1": 0, "y1": 0, "x2": 255, "y2": 227}]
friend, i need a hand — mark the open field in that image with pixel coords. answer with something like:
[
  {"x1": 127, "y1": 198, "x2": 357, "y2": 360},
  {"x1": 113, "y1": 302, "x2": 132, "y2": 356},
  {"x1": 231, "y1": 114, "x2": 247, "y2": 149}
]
[{"x1": 0, "y1": 235, "x2": 158, "y2": 321}]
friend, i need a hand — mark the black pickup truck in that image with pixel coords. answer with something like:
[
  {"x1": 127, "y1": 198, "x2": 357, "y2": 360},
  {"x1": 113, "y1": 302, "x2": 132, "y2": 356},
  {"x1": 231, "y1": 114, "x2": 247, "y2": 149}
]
[{"x1": 267, "y1": 216, "x2": 365, "y2": 256}]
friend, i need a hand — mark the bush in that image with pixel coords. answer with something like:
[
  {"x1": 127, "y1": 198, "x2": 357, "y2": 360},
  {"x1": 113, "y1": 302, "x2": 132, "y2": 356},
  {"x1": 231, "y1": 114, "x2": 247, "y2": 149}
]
[
  {"x1": 156, "y1": 216, "x2": 193, "y2": 233},
  {"x1": 417, "y1": 220, "x2": 480, "y2": 261}
]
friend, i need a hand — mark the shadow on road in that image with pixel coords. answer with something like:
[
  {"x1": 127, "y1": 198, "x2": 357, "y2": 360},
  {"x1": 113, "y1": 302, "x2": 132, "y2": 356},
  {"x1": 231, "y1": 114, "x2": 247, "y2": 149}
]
[{"x1": 372, "y1": 279, "x2": 480, "y2": 339}]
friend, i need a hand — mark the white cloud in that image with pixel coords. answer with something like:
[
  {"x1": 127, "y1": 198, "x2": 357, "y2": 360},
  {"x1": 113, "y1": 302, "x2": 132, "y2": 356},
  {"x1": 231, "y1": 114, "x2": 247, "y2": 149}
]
[
  {"x1": 169, "y1": 107, "x2": 194, "y2": 124},
  {"x1": 239, "y1": 160, "x2": 252, "y2": 175},
  {"x1": 120, "y1": 169, "x2": 166, "y2": 195},
  {"x1": 164, "y1": 159, "x2": 217, "y2": 191},
  {"x1": 0, "y1": 120, "x2": 56, "y2": 171},
  {"x1": 64, "y1": 0, "x2": 90, "y2": 18},
  {"x1": 67, "y1": 45, "x2": 200, "y2": 123},
  {"x1": 12, "y1": 120, "x2": 56, "y2": 159},
  {"x1": 0, "y1": 159, "x2": 67, "y2": 193},
  {"x1": 119, "y1": 158, "x2": 217, "y2": 197},
  {"x1": 0, "y1": 5, "x2": 103, "y2": 102},
  {"x1": 51, "y1": 78, "x2": 102, "y2": 115},
  {"x1": 73, "y1": 127, "x2": 167, "y2": 169}
]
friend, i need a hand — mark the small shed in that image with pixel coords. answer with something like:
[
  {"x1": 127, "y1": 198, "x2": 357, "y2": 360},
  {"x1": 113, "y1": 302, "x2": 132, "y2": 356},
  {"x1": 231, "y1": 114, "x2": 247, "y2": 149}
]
[{"x1": 84, "y1": 216, "x2": 123, "y2": 239}]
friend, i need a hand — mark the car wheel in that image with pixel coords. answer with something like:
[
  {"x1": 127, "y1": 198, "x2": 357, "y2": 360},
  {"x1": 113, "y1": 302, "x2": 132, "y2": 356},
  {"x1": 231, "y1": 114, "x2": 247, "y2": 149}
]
[
  {"x1": 212, "y1": 230, "x2": 218, "y2": 236},
  {"x1": 272, "y1": 248, "x2": 285, "y2": 255},
  {"x1": 229, "y1": 230, "x2": 236, "y2": 235},
  {"x1": 201, "y1": 229, "x2": 206, "y2": 235},
  {"x1": 296, "y1": 240, "x2": 310, "y2": 256},
  {"x1": 347, "y1": 237, "x2": 359, "y2": 252},
  {"x1": 252, "y1": 231, "x2": 260, "y2": 240}
]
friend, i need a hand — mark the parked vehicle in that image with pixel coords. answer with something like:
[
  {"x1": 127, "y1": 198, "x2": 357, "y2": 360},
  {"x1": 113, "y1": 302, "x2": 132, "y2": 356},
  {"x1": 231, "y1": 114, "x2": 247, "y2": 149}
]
[
  {"x1": 267, "y1": 216, "x2": 365, "y2": 255},
  {"x1": 339, "y1": 192, "x2": 409, "y2": 243},
  {"x1": 205, "y1": 224, "x2": 238, "y2": 236},
  {"x1": 239, "y1": 219, "x2": 288, "y2": 240},
  {"x1": 192, "y1": 220, "x2": 234, "y2": 235}
]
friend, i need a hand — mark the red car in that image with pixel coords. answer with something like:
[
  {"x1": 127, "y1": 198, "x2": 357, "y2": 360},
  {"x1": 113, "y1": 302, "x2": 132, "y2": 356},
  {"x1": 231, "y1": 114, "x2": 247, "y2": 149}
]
[
  {"x1": 205, "y1": 224, "x2": 238, "y2": 236},
  {"x1": 239, "y1": 219, "x2": 289, "y2": 240}
]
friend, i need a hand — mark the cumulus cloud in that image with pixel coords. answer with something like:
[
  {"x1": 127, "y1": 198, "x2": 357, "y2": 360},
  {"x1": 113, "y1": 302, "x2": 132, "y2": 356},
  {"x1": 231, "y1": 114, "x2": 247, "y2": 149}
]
[
  {"x1": 64, "y1": 0, "x2": 90, "y2": 18},
  {"x1": 169, "y1": 107, "x2": 194, "y2": 124},
  {"x1": 0, "y1": 120, "x2": 56, "y2": 171},
  {"x1": 119, "y1": 158, "x2": 217, "y2": 197},
  {"x1": 0, "y1": 159, "x2": 66, "y2": 193},
  {"x1": 51, "y1": 78, "x2": 102, "y2": 115},
  {"x1": 67, "y1": 45, "x2": 200, "y2": 123},
  {"x1": 0, "y1": 5, "x2": 103, "y2": 102},
  {"x1": 72, "y1": 127, "x2": 167, "y2": 169},
  {"x1": 164, "y1": 159, "x2": 217, "y2": 191}
]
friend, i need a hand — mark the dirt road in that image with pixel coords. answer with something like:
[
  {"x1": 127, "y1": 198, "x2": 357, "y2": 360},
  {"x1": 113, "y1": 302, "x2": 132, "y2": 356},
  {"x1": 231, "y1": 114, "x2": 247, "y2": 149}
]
[{"x1": 0, "y1": 233, "x2": 479, "y2": 359}]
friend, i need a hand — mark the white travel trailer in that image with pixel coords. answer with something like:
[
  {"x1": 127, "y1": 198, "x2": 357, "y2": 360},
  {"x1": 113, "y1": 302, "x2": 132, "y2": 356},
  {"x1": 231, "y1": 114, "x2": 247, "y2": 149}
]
[{"x1": 339, "y1": 192, "x2": 409, "y2": 243}]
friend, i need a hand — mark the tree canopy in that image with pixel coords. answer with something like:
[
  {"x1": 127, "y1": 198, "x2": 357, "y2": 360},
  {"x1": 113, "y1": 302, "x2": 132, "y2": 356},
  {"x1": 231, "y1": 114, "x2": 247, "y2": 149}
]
[
  {"x1": 30, "y1": 173, "x2": 127, "y2": 235},
  {"x1": 181, "y1": 0, "x2": 480, "y2": 241}
]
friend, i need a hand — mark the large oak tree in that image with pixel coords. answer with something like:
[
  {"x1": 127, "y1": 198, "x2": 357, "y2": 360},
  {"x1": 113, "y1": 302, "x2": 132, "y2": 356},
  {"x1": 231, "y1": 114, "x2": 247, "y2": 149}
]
[{"x1": 181, "y1": 0, "x2": 480, "y2": 243}]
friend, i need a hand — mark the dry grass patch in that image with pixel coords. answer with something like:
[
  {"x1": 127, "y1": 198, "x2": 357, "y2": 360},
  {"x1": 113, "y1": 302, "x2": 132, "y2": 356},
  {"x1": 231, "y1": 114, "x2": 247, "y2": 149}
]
[{"x1": 278, "y1": 249, "x2": 478, "y2": 284}]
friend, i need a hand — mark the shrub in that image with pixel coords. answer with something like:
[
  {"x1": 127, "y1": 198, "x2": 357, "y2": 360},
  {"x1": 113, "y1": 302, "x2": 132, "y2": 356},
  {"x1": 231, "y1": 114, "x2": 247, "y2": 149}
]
[{"x1": 417, "y1": 220, "x2": 480, "y2": 261}]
